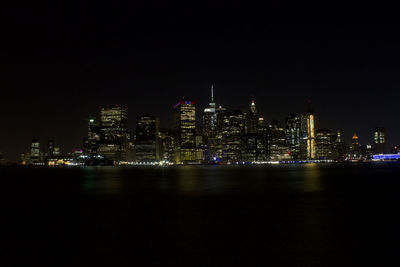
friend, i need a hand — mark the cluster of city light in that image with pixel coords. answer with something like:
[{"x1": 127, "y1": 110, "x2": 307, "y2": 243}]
[
  {"x1": 18, "y1": 92, "x2": 398, "y2": 167},
  {"x1": 118, "y1": 161, "x2": 174, "y2": 166},
  {"x1": 372, "y1": 154, "x2": 400, "y2": 161}
]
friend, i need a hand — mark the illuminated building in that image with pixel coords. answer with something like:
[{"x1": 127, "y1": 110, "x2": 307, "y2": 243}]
[
  {"x1": 364, "y1": 144, "x2": 374, "y2": 160},
  {"x1": 347, "y1": 132, "x2": 362, "y2": 160},
  {"x1": 244, "y1": 133, "x2": 257, "y2": 161},
  {"x1": 125, "y1": 130, "x2": 136, "y2": 162},
  {"x1": 214, "y1": 105, "x2": 227, "y2": 159},
  {"x1": 195, "y1": 125, "x2": 206, "y2": 161},
  {"x1": 98, "y1": 104, "x2": 128, "y2": 162},
  {"x1": 373, "y1": 127, "x2": 386, "y2": 154},
  {"x1": 332, "y1": 130, "x2": 346, "y2": 160},
  {"x1": 84, "y1": 118, "x2": 100, "y2": 155},
  {"x1": 53, "y1": 147, "x2": 61, "y2": 156},
  {"x1": 244, "y1": 100, "x2": 269, "y2": 162},
  {"x1": 351, "y1": 132, "x2": 359, "y2": 151},
  {"x1": 20, "y1": 153, "x2": 30, "y2": 165},
  {"x1": 268, "y1": 120, "x2": 291, "y2": 161},
  {"x1": 244, "y1": 111, "x2": 269, "y2": 162},
  {"x1": 256, "y1": 116, "x2": 269, "y2": 161},
  {"x1": 247, "y1": 100, "x2": 258, "y2": 134},
  {"x1": 285, "y1": 113, "x2": 301, "y2": 159},
  {"x1": 173, "y1": 97, "x2": 197, "y2": 163},
  {"x1": 30, "y1": 138, "x2": 41, "y2": 163},
  {"x1": 222, "y1": 109, "x2": 246, "y2": 162},
  {"x1": 244, "y1": 100, "x2": 257, "y2": 161},
  {"x1": 315, "y1": 129, "x2": 333, "y2": 159},
  {"x1": 203, "y1": 85, "x2": 217, "y2": 161},
  {"x1": 159, "y1": 128, "x2": 174, "y2": 162},
  {"x1": 300, "y1": 111, "x2": 316, "y2": 160},
  {"x1": 135, "y1": 115, "x2": 160, "y2": 162}
]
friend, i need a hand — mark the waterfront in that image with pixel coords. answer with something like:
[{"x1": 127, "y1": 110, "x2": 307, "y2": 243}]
[{"x1": 4, "y1": 163, "x2": 400, "y2": 266}]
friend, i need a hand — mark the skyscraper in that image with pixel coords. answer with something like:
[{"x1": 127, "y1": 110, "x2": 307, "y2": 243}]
[
  {"x1": 214, "y1": 105, "x2": 227, "y2": 159},
  {"x1": 247, "y1": 100, "x2": 258, "y2": 134},
  {"x1": 300, "y1": 110, "x2": 316, "y2": 160},
  {"x1": 203, "y1": 85, "x2": 217, "y2": 161},
  {"x1": 173, "y1": 97, "x2": 197, "y2": 163},
  {"x1": 244, "y1": 100, "x2": 258, "y2": 161},
  {"x1": 98, "y1": 104, "x2": 128, "y2": 162},
  {"x1": 30, "y1": 138, "x2": 41, "y2": 163},
  {"x1": 315, "y1": 129, "x2": 333, "y2": 159},
  {"x1": 332, "y1": 130, "x2": 346, "y2": 160},
  {"x1": 351, "y1": 132, "x2": 359, "y2": 151},
  {"x1": 256, "y1": 116, "x2": 268, "y2": 161},
  {"x1": 268, "y1": 120, "x2": 291, "y2": 161},
  {"x1": 285, "y1": 113, "x2": 301, "y2": 159},
  {"x1": 222, "y1": 109, "x2": 246, "y2": 163},
  {"x1": 348, "y1": 132, "x2": 361, "y2": 160},
  {"x1": 85, "y1": 118, "x2": 100, "y2": 155},
  {"x1": 159, "y1": 128, "x2": 175, "y2": 162},
  {"x1": 373, "y1": 127, "x2": 386, "y2": 154},
  {"x1": 135, "y1": 115, "x2": 160, "y2": 162}
]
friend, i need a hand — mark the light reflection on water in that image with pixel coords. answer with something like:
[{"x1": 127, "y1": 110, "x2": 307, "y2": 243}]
[
  {"x1": 175, "y1": 166, "x2": 201, "y2": 195},
  {"x1": 302, "y1": 163, "x2": 323, "y2": 192},
  {"x1": 79, "y1": 164, "x2": 340, "y2": 195},
  {"x1": 82, "y1": 166, "x2": 122, "y2": 194}
]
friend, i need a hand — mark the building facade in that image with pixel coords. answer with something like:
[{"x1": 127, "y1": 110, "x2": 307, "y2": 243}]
[
  {"x1": 222, "y1": 109, "x2": 246, "y2": 163},
  {"x1": 285, "y1": 113, "x2": 301, "y2": 160},
  {"x1": 98, "y1": 105, "x2": 128, "y2": 162},
  {"x1": 373, "y1": 127, "x2": 386, "y2": 154},
  {"x1": 159, "y1": 128, "x2": 174, "y2": 162},
  {"x1": 315, "y1": 129, "x2": 333, "y2": 159},
  {"x1": 135, "y1": 115, "x2": 160, "y2": 162},
  {"x1": 300, "y1": 111, "x2": 316, "y2": 160},
  {"x1": 268, "y1": 121, "x2": 291, "y2": 161},
  {"x1": 30, "y1": 138, "x2": 41, "y2": 163},
  {"x1": 173, "y1": 98, "x2": 197, "y2": 163}
]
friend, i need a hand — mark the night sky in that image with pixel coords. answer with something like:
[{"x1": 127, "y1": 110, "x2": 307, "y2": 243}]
[{"x1": 2, "y1": 3, "x2": 400, "y2": 160}]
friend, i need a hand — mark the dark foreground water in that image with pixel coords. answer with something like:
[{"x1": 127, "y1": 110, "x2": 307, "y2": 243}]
[{"x1": 3, "y1": 163, "x2": 400, "y2": 266}]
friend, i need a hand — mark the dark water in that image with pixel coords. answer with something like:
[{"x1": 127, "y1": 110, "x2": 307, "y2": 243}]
[{"x1": 4, "y1": 163, "x2": 400, "y2": 266}]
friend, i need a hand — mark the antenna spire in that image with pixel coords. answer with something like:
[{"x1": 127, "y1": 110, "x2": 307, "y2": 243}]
[{"x1": 211, "y1": 84, "x2": 214, "y2": 102}]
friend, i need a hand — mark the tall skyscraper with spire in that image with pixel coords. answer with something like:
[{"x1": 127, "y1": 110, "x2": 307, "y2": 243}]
[
  {"x1": 244, "y1": 99, "x2": 259, "y2": 161},
  {"x1": 203, "y1": 84, "x2": 217, "y2": 161}
]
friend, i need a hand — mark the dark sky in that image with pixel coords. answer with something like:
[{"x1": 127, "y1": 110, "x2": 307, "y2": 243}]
[{"x1": 1, "y1": 3, "x2": 400, "y2": 160}]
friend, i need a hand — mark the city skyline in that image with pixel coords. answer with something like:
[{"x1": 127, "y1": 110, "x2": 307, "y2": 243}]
[
  {"x1": 0, "y1": 86, "x2": 397, "y2": 161},
  {"x1": 2, "y1": 6, "x2": 400, "y2": 161},
  {"x1": 11, "y1": 86, "x2": 396, "y2": 165}
]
